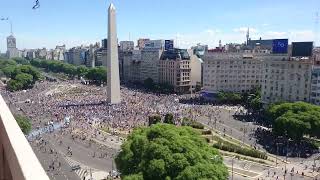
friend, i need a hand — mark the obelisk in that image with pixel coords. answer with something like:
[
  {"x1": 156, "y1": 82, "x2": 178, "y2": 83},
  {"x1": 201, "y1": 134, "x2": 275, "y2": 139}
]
[{"x1": 107, "y1": 3, "x2": 121, "y2": 104}]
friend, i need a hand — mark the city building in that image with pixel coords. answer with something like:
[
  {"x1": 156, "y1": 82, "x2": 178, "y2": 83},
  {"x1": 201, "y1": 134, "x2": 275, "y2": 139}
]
[
  {"x1": 122, "y1": 50, "x2": 142, "y2": 82},
  {"x1": 144, "y1": 40, "x2": 164, "y2": 50},
  {"x1": 310, "y1": 67, "x2": 320, "y2": 105},
  {"x1": 6, "y1": 35, "x2": 19, "y2": 58},
  {"x1": 159, "y1": 49, "x2": 191, "y2": 93},
  {"x1": 120, "y1": 41, "x2": 134, "y2": 51},
  {"x1": 64, "y1": 47, "x2": 87, "y2": 65},
  {"x1": 140, "y1": 49, "x2": 162, "y2": 83},
  {"x1": 191, "y1": 43, "x2": 208, "y2": 58},
  {"x1": 102, "y1": 39, "x2": 108, "y2": 49},
  {"x1": 203, "y1": 53, "x2": 263, "y2": 96},
  {"x1": 189, "y1": 49, "x2": 203, "y2": 90},
  {"x1": 261, "y1": 57, "x2": 312, "y2": 103},
  {"x1": 35, "y1": 48, "x2": 47, "y2": 59},
  {"x1": 137, "y1": 38, "x2": 150, "y2": 50}
]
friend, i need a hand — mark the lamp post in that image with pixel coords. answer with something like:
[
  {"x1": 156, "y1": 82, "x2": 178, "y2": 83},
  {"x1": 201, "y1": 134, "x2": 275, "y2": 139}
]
[{"x1": 231, "y1": 157, "x2": 234, "y2": 180}]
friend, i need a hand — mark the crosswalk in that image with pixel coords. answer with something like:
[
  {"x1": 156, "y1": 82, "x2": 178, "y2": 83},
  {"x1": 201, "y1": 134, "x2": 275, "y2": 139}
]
[
  {"x1": 64, "y1": 156, "x2": 90, "y2": 179},
  {"x1": 243, "y1": 162, "x2": 252, "y2": 170}
]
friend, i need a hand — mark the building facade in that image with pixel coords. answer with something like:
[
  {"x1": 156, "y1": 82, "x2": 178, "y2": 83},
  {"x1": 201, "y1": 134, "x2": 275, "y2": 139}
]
[
  {"x1": 120, "y1": 41, "x2": 134, "y2": 51},
  {"x1": 310, "y1": 67, "x2": 320, "y2": 105},
  {"x1": 203, "y1": 53, "x2": 263, "y2": 94},
  {"x1": 261, "y1": 57, "x2": 312, "y2": 103},
  {"x1": 159, "y1": 49, "x2": 191, "y2": 93},
  {"x1": 139, "y1": 49, "x2": 162, "y2": 83},
  {"x1": 6, "y1": 35, "x2": 19, "y2": 58},
  {"x1": 137, "y1": 38, "x2": 150, "y2": 50}
]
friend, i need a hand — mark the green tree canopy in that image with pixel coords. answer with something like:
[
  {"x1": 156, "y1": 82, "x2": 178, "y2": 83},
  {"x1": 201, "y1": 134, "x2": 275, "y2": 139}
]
[
  {"x1": 15, "y1": 73, "x2": 34, "y2": 89},
  {"x1": 164, "y1": 113, "x2": 174, "y2": 124},
  {"x1": 116, "y1": 124, "x2": 228, "y2": 180},
  {"x1": 7, "y1": 79, "x2": 23, "y2": 91},
  {"x1": 14, "y1": 114, "x2": 32, "y2": 134},
  {"x1": 148, "y1": 115, "x2": 162, "y2": 126},
  {"x1": 267, "y1": 102, "x2": 320, "y2": 139},
  {"x1": 144, "y1": 78, "x2": 154, "y2": 90}
]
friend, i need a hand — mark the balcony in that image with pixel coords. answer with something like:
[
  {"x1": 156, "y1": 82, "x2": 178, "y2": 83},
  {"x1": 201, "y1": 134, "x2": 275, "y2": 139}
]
[{"x1": 0, "y1": 94, "x2": 49, "y2": 180}]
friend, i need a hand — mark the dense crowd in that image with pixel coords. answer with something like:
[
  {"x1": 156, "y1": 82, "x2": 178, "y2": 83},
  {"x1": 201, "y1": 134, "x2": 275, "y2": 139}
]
[{"x1": 1, "y1": 80, "x2": 192, "y2": 135}]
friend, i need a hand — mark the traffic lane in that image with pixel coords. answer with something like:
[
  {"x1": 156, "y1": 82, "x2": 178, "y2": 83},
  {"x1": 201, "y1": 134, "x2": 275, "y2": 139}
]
[
  {"x1": 31, "y1": 140, "x2": 79, "y2": 180},
  {"x1": 46, "y1": 133, "x2": 116, "y2": 171}
]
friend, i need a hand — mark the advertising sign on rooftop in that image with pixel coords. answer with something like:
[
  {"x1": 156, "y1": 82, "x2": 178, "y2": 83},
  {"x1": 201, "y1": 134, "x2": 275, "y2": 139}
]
[
  {"x1": 292, "y1": 42, "x2": 313, "y2": 57},
  {"x1": 165, "y1": 40, "x2": 174, "y2": 51},
  {"x1": 272, "y1": 39, "x2": 288, "y2": 54}
]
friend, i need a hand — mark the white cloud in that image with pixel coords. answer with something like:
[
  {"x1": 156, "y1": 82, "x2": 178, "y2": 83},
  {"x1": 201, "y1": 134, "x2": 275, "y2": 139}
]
[{"x1": 233, "y1": 27, "x2": 258, "y2": 34}]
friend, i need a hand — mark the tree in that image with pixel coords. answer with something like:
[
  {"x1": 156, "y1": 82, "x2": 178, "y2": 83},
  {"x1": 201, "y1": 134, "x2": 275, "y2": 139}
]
[
  {"x1": 12, "y1": 57, "x2": 30, "y2": 65},
  {"x1": 115, "y1": 124, "x2": 228, "y2": 180},
  {"x1": 85, "y1": 67, "x2": 107, "y2": 84},
  {"x1": 267, "y1": 102, "x2": 320, "y2": 140},
  {"x1": 164, "y1": 113, "x2": 174, "y2": 124},
  {"x1": 148, "y1": 115, "x2": 161, "y2": 126},
  {"x1": 14, "y1": 114, "x2": 32, "y2": 134},
  {"x1": 7, "y1": 79, "x2": 23, "y2": 91},
  {"x1": 76, "y1": 65, "x2": 89, "y2": 78},
  {"x1": 144, "y1": 78, "x2": 154, "y2": 90},
  {"x1": 2, "y1": 65, "x2": 16, "y2": 77},
  {"x1": 15, "y1": 73, "x2": 34, "y2": 89}
]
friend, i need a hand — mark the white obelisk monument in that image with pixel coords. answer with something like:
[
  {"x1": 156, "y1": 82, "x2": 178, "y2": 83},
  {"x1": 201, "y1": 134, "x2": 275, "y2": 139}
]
[{"x1": 107, "y1": 3, "x2": 121, "y2": 104}]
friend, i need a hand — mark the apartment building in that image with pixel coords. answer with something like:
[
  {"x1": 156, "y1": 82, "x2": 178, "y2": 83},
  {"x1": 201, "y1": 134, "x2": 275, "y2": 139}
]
[
  {"x1": 261, "y1": 57, "x2": 312, "y2": 103},
  {"x1": 203, "y1": 53, "x2": 263, "y2": 94},
  {"x1": 159, "y1": 49, "x2": 191, "y2": 93}
]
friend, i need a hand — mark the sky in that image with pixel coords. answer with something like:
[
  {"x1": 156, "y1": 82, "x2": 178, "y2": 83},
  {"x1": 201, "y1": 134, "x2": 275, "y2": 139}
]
[{"x1": 0, "y1": 0, "x2": 319, "y2": 52}]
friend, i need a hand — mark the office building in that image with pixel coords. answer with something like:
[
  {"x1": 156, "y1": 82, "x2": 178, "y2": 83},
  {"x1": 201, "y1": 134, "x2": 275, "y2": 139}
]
[
  {"x1": 120, "y1": 41, "x2": 134, "y2": 51},
  {"x1": 159, "y1": 49, "x2": 191, "y2": 93},
  {"x1": 203, "y1": 53, "x2": 263, "y2": 96},
  {"x1": 261, "y1": 57, "x2": 312, "y2": 103},
  {"x1": 6, "y1": 35, "x2": 19, "y2": 58},
  {"x1": 310, "y1": 67, "x2": 320, "y2": 105},
  {"x1": 137, "y1": 38, "x2": 150, "y2": 49}
]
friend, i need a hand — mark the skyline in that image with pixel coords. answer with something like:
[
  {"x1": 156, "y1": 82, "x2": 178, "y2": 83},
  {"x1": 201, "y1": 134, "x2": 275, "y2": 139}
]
[{"x1": 0, "y1": 0, "x2": 320, "y2": 52}]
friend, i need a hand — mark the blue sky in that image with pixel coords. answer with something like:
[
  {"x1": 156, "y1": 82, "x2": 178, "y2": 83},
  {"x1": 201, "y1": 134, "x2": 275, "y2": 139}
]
[{"x1": 0, "y1": 0, "x2": 319, "y2": 52}]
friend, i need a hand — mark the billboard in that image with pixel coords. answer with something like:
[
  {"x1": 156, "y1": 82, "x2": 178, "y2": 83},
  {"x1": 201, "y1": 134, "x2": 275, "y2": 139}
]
[
  {"x1": 272, "y1": 39, "x2": 288, "y2": 54},
  {"x1": 144, "y1": 40, "x2": 163, "y2": 50},
  {"x1": 165, "y1": 40, "x2": 174, "y2": 51},
  {"x1": 292, "y1": 42, "x2": 313, "y2": 57}
]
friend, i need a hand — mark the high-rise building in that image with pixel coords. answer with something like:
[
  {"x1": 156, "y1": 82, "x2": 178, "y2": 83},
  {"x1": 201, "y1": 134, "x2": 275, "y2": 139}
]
[
  {"x1": 140, "y1": 49, "x2": 162, "y2": 83},
  {"x1": 310, "y1": 67, "x2": 320, "y2": 105},
  {"x1": 137, "y1": 38, "x2": 150, "y2": 50},
  {"x1": 120, "y1": 41, "x2": 134, "y2": 51},
  {"x1": 203, "y1": 53, "x2": 263, "y2": 96},
  {"x1": 106, "y1": 3, "x2": 121, "y2": 104},
  {"x1": 159, "y1": 49, "x2": 191, "y2": 93},
  {"x1": 122, "y1": 50, "x2": 142, "y2": 82},
  {"x1": 144, "y1": 40, "x2": 164, "y2": 50},
  {"x1": 261, "y1": 57, "x2": 312, "y2": 103},
  {"x1": 6, "y1": 35, "x2": 19, "y2": 58},
  {"x1": 102, "y1": 39, "x2": 108, "y2": 49}
]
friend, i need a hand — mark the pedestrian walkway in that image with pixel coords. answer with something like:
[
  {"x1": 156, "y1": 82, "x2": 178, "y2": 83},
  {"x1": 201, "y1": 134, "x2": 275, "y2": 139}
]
[{"x1": 64, "y1": 156, "x2": 90, "y2": 179}]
